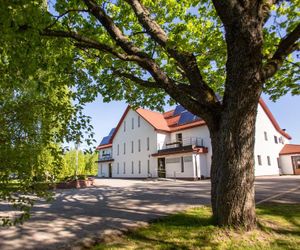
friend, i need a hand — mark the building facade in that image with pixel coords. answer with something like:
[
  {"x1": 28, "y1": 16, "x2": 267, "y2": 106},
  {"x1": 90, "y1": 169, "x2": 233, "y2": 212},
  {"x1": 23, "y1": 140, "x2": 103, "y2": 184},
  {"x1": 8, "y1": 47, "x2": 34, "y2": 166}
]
[{"x1": 96, "y1": 99, "x2": 298, "y2": 179}]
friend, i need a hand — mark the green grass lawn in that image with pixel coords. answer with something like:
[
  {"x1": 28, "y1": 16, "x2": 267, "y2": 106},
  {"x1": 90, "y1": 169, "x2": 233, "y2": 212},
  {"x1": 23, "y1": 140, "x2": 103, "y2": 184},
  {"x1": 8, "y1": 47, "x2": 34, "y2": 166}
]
[{"x1": 93, "y1": 204, "x2": 300, "y2": 250}]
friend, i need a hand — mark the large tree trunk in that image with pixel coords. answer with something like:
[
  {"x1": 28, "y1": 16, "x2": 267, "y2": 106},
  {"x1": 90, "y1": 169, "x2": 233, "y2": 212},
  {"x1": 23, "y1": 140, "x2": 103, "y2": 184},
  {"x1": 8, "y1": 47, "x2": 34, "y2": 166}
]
[
  {"x1": 207, "y1": 6, "x2": 265, "y2": 230},
  {"x1": 210, "y1": 98, "x2": 259, "y2": 230}
]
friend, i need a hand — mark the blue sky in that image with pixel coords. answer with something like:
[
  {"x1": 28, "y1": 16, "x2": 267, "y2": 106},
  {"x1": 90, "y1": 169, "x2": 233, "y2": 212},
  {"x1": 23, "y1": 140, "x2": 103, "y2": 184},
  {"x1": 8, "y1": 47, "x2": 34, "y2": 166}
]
[{"x1": 82, "y1": 93, "x2": 300, "y2": 149}]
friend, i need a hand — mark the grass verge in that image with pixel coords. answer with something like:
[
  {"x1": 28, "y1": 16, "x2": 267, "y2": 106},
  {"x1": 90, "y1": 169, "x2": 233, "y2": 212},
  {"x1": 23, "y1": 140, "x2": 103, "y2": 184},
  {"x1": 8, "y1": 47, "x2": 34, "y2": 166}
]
[{"x1": 92, "y1": 204, "x2": 300, "y2": 250}]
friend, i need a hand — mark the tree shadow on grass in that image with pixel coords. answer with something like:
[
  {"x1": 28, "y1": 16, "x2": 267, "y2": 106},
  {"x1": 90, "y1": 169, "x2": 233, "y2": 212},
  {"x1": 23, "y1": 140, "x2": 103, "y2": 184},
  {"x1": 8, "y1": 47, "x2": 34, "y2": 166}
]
[
  {"x1": 99, "y1": 209, "x2": 220, "y2": 250},
  {"x1": 257, "y1": 203, "x2": 300, "y2": 229}
]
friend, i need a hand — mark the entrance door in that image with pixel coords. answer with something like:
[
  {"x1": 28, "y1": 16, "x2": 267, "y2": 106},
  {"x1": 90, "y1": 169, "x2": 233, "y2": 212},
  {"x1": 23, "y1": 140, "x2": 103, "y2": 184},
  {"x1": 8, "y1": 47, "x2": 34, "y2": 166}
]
[
  {"x1": 292, "y1": 156, "x2": 300, "y2": 175},
  {"x1": 158, "y1": 158, "x2": 166, "y2": 178},
  {"x1": 108, "y1": 163, "x2": 112, "y2": 178}
]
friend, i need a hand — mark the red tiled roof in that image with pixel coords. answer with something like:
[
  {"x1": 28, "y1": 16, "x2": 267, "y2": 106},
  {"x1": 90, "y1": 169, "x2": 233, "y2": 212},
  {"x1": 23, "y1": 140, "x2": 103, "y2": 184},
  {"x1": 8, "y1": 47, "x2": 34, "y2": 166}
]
[
  {"x1": 136, "y1": 108, "x2": 170, "y2": 132},
  {"x1": 169, "y1": 119, "x2": 206, "y2": 132},
  {"x1": 279, "y1": 144, "x2": 300, "y2": 155},
  {"x1": 163, "y1": 110, "x2": 174, "y2": 118},
  {"x1": 96, "y1": 143, "x2": 112, "y2": 150},
  {"x1": 165, "y1": 115, "x2": 180, "y2": 127}
]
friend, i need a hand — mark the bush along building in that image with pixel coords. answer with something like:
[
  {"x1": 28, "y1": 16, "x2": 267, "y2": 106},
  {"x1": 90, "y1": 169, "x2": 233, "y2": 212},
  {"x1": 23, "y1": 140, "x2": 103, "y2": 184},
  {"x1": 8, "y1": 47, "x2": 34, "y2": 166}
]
[{"x1": 96, "y1": 99, "x2": 300, "y2": 179}]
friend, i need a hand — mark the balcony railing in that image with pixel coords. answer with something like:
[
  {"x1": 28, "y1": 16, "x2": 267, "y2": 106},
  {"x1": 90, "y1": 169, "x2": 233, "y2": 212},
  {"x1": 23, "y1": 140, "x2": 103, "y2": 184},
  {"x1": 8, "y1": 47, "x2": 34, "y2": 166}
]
[
  {"x1": 98, "y1": 154, "x2": 113, "y2": 162},
  {"x1": 158, "y1": 137, "x2": 204, "y2": 150}
]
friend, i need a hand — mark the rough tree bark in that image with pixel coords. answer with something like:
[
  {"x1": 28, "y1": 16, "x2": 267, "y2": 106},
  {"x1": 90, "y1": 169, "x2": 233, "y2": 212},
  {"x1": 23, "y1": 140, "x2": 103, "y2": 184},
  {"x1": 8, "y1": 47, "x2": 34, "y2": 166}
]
[
  {"x1": 42, "y1": 0, "x2": 300, "y2": 230},
  {"x1": 210, "y1": 99, "x2": 260, "y2": 229},
  {"x1": 208, "y1": 1, "x2": 265, "y2": 229}
]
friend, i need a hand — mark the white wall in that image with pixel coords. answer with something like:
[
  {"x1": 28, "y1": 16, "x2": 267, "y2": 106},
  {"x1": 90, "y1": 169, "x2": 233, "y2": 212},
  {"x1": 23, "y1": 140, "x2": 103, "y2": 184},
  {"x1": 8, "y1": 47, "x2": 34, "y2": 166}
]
[
  {"x1": 169, "y1": 126, "x2": 212, "y2": 178},
  {"x1": 254, "y1": 104, "x2": 290, "y2": 176},
  {"x1": 112, "y1": 109, "x2": 158, "y2": 178},
  {"x1": 157, "y1": 132, "x2": 170, "y2": 150},
  {"x1": 279, "y1": 154, "x2": 299, "y2": 174},
  {"x1": 164, "y1": 153, "x2": 195, "y2": 178},
  {"x1": 97, "y1": 147, "x2": 113, "y2": 177},
  {"x1": 97, "y1": 162, "x2": 109, "y2": 177}
]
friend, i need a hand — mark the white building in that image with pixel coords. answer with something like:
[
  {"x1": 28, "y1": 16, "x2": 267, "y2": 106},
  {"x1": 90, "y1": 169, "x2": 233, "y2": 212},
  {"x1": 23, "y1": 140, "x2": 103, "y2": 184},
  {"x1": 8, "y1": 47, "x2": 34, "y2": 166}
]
[
  {"x1": 279, "y1": 144, "x2": 300, "y2": 175},
  {"x1": 96, "y1": 99, "x2": 299, "y2": 179}
]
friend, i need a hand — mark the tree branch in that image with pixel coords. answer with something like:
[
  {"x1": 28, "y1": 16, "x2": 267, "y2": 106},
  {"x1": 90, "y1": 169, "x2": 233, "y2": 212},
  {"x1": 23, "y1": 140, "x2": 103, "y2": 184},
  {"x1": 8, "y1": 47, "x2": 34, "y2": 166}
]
[
  {"x1": 111, "y1": 69, "x2": 161, "y2": 89},
  {"x1": 46, "y1": 9, "x2": 89, "y2": 29},
  {"x1": 125, "y1": 0, "x2": 217, "y2": 104},
  {"x1": 262, "y1": 23, "x2": 300, "y2": 80},
  {"x1": 82, "y1": 0, "x2": 149, "y2": 58},
  {"x1": 42, "y1": 29, "x2": 141, "y2": 62}
]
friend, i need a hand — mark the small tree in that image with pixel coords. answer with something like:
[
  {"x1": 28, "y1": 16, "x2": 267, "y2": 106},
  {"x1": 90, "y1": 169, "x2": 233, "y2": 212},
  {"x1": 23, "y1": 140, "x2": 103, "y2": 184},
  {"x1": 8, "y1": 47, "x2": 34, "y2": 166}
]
[{"x1": 0, "y1": 0, "x2": 94, "y2": 225}]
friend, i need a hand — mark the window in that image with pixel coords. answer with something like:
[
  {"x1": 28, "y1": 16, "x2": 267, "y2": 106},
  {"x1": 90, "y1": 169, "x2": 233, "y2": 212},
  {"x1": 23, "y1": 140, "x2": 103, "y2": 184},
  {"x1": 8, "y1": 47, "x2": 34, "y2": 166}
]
[
  {"x1": 166, "y1": 158, "x2": 180, "y2": 164},
  {"x1": 176, "y1": 133, "x2": 183, "y2": 143},
  {"x1": 181, "y1": 157, "x2": 184, "y2": 172},
  {"x1": 138, "y1": 116, "x2": 141, "y2": 127},
  {"x1": 147, "y1": 160, "x2": 150, "y2": 174},
  {"x1": 131, "y1": 141, "x2": 134, "y2": 153},
  {"x1": 138, "y1": 139, "x2": 141, "y2": 152},
  {"x1": 274, "y1": 136, "x2": 278, "y2": 144},
  {"x1": 123, "y1": 142, "x2": 126, "y2": 154},
  {"x1": 117, "y1": 163, "x2": 120, "y2": 174},
  {"x1": 131, "y1": 161, "x2": 134, "y2": 174},
  {"x1": 138, "y1": 160, "x2": 141, "y2": 174},
  {"x1": 147, "y1": 137, "x2": 150, "y2": 151},
  {"x1": 123, "y1": 162, "x2": 126, "y2": 174},
  {"x1": 267, "y1": 156, "x2": 271, "y2": 166},
  {"x1": 117, "y1": 144, "x2": 119, "y2": 155},
  {"x1": 124, "y1": 121, "x2": 126, "y2": 132},
  {"x1": 264, "y1": 131, "x2": 268, "y2": 141},
  {"x1": 183, "y1": 156, "x2": 193, "y2": 162},
  {"x1": 100, "y1": 164, "x2": 103, "y2": 174},
  {"x1": 131, "y1": 117, "x2": 134, "y2": 129},
  {"x1": 257, "y1": 155, "x2": 262, "y2": 166},
  {"x1": 292, "y1": 156, "x2": 300, "y2": 170}
]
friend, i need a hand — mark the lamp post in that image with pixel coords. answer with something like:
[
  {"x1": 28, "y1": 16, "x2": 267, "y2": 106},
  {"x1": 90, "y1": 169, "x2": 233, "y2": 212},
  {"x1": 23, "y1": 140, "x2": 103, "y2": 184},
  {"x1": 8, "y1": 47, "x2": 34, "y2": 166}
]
[{"x1": 74, "y1": 139, "x2": 80, "y2": 179}]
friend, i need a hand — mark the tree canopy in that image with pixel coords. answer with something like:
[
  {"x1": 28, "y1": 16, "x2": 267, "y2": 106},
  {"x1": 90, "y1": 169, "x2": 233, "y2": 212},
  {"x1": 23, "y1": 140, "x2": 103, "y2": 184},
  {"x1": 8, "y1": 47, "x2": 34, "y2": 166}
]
[{"x1": 42, "y1": 0, "x2": 299, "y2": 108}]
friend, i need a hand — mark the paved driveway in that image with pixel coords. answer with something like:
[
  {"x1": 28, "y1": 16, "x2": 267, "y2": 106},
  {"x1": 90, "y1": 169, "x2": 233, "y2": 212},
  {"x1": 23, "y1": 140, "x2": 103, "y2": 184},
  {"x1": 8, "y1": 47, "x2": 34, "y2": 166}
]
[{"x1": 0, "y1": 176, "x2": 299, "y2": 250}]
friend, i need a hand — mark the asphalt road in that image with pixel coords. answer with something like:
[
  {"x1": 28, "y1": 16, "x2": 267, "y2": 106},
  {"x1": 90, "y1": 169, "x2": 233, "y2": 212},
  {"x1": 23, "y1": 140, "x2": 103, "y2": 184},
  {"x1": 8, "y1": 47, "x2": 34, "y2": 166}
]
[{"x1": 0, "y1": 176, "x2": 299, "y2": 250}]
